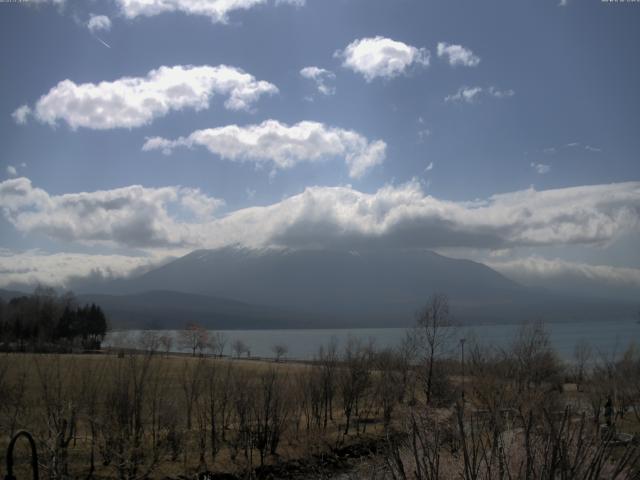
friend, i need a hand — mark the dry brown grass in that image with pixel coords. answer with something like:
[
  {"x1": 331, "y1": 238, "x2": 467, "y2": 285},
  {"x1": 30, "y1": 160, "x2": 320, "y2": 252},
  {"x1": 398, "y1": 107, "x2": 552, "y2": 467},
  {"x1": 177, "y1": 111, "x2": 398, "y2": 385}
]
[{"x1": 0, "y1": 351, "x2": 393, "y2": 479}]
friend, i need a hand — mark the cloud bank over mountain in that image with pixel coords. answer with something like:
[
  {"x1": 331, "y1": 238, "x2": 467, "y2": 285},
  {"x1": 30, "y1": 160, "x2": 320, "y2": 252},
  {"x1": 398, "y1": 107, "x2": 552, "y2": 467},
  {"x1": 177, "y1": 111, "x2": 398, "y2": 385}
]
[{"x1": 2, "y1": 177, "x2": 638, "y2": 253}]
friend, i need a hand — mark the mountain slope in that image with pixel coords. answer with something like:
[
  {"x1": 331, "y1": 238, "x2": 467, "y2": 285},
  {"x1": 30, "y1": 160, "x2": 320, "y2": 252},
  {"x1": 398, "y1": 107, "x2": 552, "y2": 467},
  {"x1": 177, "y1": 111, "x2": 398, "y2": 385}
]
[
  {"x1": 105, "y1": 247, "x2": 564, "y2": 326},
  {"x1": 0, "y1": 288, "x2": 29, "y2": 301},
  {"x1": 78, "y1": 290, "x2": 311, "y2": 330},
  {"x1": 6, "y1": 248, "x2": 637, "y2": 329}
]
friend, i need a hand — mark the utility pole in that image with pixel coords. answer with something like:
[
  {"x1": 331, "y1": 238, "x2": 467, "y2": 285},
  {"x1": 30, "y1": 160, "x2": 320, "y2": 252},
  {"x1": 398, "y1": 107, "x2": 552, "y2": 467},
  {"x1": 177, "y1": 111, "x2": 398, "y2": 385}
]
[{"x1": 460, "y1": 338, "x2": 466, "y2": 404}]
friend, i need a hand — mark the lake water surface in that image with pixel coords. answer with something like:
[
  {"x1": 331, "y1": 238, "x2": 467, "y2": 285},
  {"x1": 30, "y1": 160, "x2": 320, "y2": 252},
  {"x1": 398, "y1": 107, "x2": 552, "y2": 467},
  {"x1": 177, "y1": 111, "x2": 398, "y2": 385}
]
[{"x1": 106, "y1": 318, "x2": 640, "y2": 361}]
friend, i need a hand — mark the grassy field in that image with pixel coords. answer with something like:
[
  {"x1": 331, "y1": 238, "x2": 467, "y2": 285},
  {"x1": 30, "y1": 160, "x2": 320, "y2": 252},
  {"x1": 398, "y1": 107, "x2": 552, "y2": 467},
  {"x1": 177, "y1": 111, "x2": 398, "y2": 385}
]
[
  {"x1": 0, "y1": 350, "x2": 395, "y2": 479},
  {"x1": 3, "y1": 325, "x2": 640, "y2": 480}
]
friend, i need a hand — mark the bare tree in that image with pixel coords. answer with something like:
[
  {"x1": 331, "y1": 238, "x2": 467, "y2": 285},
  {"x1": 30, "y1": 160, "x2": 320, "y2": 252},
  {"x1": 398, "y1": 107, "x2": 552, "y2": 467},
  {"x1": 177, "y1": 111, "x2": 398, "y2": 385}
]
[
  {"x1": 271, "y1": 343, "x2": 288, "y2": 362},
  {"x1": 180, "y1": 357, "x2": 205, "y2": 430},
  {"x1": 572, "y1": 338, "x2": 592, "y2": 391},
  {"x1": 79, "y1": 357, "x2": 107, "y2": 479},
  {"x1": 138, "y1": 330, "x2": 161, "y2": 354},
  {"x1": 211, "y1": 331, "x2": 227, "y2": 357},
  {"x1": 99, "y1": 353, "x2": 161, "y2": 480},
  {"x1": 415, "y1": 293, "x2": 455, "y2": 404},
  {"x1": 232, "y1": 339, "x2": 248, "y2": 358},
  {"x1": 510, "y1": 320, "x2": 561, "y2": 392},
  {"x1": 0, "y1": 354, "x2": 28, "y2": 437},
  {"x1": 178, "y1": 323, "x2": 209, "y2": 357},
  {"x1": 339, "y1": 338, "x2": 372, "y2": 435},
  {"x1": 318, "y1": 338, "x2": 339, "y2": 430},
  {"x1": 158, "y1": 334, "x2": 173, "y2": 357},
  {"x1": 252, "y1": 369, "x2": 292, "y2": 465}
]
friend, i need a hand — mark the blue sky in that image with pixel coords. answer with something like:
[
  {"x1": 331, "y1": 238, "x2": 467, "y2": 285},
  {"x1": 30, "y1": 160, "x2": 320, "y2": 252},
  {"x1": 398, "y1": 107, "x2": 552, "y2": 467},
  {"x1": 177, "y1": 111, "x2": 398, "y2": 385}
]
[{"x1": 1, "y1": 0, "x2": 639, "y2": 298}]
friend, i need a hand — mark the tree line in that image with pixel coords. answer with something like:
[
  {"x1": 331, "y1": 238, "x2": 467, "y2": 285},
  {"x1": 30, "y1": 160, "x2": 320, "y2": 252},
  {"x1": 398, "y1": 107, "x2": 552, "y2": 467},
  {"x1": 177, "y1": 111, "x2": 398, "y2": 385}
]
[{"x1": 0, "y1": 287, "x2": 108, "y2": 351}]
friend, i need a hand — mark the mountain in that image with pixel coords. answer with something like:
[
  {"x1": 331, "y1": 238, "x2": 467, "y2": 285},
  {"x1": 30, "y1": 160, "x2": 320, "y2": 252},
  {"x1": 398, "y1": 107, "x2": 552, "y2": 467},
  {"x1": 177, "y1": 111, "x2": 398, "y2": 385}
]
[
  {"x1": 76, "y1": 290, "x2": 310, "y2": 330},
  {"x1": 0, "y1": 288, "x2": 29, "y2": 301},
  {"x1": 0, "y1": 286, "x2": 306, "y2": 330},
  {"x1": 100, "y1": 247, "x2": 637, "y2": 328},
  {"x1": 3, "y1": 249, "x2": 637, "y2": 329}
]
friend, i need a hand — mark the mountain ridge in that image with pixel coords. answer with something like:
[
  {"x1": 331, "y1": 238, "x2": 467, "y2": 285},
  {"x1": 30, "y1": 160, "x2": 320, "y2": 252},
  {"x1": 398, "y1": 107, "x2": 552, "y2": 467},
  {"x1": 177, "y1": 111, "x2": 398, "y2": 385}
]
[
  {"x1": 3, "y1": 247, "x2": 637, "y2": 329},
  {"x1": 101, "y1": 247, "x2": 637, "y2": 327}
]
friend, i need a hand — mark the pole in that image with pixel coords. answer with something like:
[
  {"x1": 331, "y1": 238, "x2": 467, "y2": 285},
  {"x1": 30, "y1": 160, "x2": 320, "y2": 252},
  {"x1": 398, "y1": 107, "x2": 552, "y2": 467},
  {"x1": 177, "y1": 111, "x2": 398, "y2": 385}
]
[{"x1": 460, "y1": 338, "x2": 466, "y2": 404}]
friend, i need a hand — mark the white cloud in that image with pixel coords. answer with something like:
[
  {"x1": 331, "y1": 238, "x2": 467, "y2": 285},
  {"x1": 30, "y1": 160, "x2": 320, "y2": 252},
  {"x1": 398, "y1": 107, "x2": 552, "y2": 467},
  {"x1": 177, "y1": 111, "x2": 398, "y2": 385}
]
[
  {"x1": 487, "y1": 256, "x2": 640, "y2": 293},
  {"x1": 5, "y1": 163, "x2": 27, "y2": 178},
  {"x1": 0, "y1": 177, "x2": 224, "y2": 248},
  {"x1": 488, "y1": 86, "x2": 515, "y2": 98},
  {"x1": 566, "y1": 142, "x2": 602, "y2": 152},
  {"x1": 531, "y1": 162, "x2": 551, "y2": 174},
  {"x1": 300, "y1": 66, "x2": 336, "y2": 95},
  {"x1": 87, "y1": 14, "x2": 111, "y2": 33},
  {"x1": 115, "y1": 0, "x2": 304, "y2": 23},
  {"x1": 0, "y1": 249, "x2": 170, "y2": 289},
  {"x1": 559, "y1": 0, "x2": 569, "y2": 6},
  {"x1": 335, "y1": 36, "x2": 429, "y2": 82},
  {"x1": 180, "y1": 189, "x2": 226, "y2": 220},
  {"x1": 425, "y1": 161, "x2": 434, "y2": 172},
  {"x1": 21, "y1": 65, "x2": 278, "y2": 130},
  {"x1": 445, "y1": 86, "x2": 515, "y2": 103},
  {"x1": 544, "y1": 143, "x2": 602, "y2": 154},
  {"x1": 418, "y1": 129, "x2": 431, "y2": 142},
  {"x1": 143, "y1": 120, "x2": 387, "y2": 179},
  {"x1": 12, "y1": 105, "x2": 31, "y2": 125},
  {"x1": 2, "y1": 177, "x2": 640, "y2": 252},
  {"x1": 445, "y1": 86, "x2": 483, "y2": 103},
  {"x1": 436, "y1": 42, "x2": 480, "y2": 67}
]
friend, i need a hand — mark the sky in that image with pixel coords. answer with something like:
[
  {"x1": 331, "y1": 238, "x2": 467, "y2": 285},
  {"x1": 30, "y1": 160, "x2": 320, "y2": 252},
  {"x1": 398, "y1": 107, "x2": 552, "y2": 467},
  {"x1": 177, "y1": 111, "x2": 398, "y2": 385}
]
[{"x1": 0, "y1": 0, "x2": 639, "y2": 299}]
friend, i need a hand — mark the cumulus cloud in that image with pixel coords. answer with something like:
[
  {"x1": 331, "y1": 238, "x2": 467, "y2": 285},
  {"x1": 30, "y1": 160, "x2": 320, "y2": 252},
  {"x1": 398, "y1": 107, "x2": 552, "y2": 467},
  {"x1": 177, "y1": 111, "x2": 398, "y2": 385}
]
[
  {"x1": 531, "y1": 162, "x2": 551, "y2": 174},
  {"x1": 300, "y1": 66, "x2": 336, "y2": 95},
  {"x1": 335, "y1": 36, "x2": 429, "y2": 82},
  {"x1": 12, "y1": 105, "x2": 31, "y2": 125},
  {"x1": 115, "y1": 0, "x2": 304, "y2": 23},
  {"x1": 19, "y1": 65, "x2": 277, "y2": 130},
  {"x1": 180, "y1": 189, "x2": 226, "y2": 220},
  {"x1": 143, "y1": 120, "x2": 387, "y2": 179},
  {"x1": 2, "y1": 177, "x2": 640, "y2": 252},
  {"x1": 87, "y1": 14, "x2": 111, "y2": 33},
  {"x1": 0, "y1": 177, "x2": 224, "y2": 249},
  {"x1": 0, "y1": 249, "x2": 170, "y2": 289},
  {"x1": 436, "y1": 42, "x2": 480, "y2": 67}
]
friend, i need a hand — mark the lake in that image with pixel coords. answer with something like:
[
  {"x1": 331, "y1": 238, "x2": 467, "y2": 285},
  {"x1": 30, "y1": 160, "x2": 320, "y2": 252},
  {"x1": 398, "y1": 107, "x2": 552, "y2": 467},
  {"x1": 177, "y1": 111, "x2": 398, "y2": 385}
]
[{"x1": 105, "y1": 318, "x2": 640, "y2": 362}]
